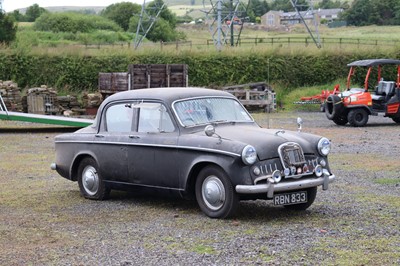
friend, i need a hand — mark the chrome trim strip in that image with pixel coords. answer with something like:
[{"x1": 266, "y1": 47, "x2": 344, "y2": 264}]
[
  {"x1": 55, "y1": 140, "x2": 241, "y2": 157},
  {"x1": 236, "y1": 174, "x2": 335, "y2": 195}
]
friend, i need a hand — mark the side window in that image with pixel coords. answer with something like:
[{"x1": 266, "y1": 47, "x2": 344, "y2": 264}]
[
  {"x1": 137, "y1": 103, "x2": 175, "y2": 133},
  {"x1": 105, "y1": 103, "x2": 133, "y2": 132}
]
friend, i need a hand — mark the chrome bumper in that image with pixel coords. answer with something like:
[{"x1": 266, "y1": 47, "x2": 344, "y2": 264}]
[{"x1": 236, "y1": 173, "x2": 335, "y2": 198}]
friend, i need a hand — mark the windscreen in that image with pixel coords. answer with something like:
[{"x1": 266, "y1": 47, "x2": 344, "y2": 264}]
[{"x1": 173, "y1": 97, "x2": 253, "y2": 127}]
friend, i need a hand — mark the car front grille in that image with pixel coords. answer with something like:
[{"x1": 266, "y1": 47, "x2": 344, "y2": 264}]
[{"x1": 278, "y1": 142, "x2": 306, "y2": 168}]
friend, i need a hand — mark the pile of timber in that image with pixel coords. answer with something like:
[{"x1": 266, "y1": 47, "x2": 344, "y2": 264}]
[{"x1": 0, "y1": 80, "x2": 23, "y2": 112}]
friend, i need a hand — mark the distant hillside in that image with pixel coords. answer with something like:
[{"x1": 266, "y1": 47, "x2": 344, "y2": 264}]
[{"x1": 16, "y1": 6, "x2": 106, "y2": 14}]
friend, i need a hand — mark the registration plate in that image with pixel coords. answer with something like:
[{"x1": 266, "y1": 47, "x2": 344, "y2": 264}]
[{"x1": 274, "y1": 191, "x2": 307, "y2": 206}]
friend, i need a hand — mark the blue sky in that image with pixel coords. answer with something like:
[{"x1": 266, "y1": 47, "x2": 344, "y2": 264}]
[{"x1": 3, "y1": 1, "x2": 143, "y2": 12}]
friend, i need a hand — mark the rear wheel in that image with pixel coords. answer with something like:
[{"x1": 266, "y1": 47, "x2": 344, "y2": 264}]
[
  {"x1": 348, "y1": 108, "x2": 369, "y2": 127},
  {"x1": 283, "y1": 187, "x2": 317, "y2": 211},
  {"x1": 78, "y1": 157, "x2": 110, "y2": 200},
  {"x1": 195, "y1": 166, "x2": 238, "y2": 219}
]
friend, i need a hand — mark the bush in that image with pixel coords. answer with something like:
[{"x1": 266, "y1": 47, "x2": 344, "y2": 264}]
[
  {"x1": 0, "y1": 50, "x2": 398, "y2": 93},
  {"x1": 34, "y1": 12, "x2": 122, "y2": 33}
]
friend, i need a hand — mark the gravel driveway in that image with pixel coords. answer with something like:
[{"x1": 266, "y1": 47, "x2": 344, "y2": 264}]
[{"x1": 0, "y1": 111, "x2": 399, "y2": 265}]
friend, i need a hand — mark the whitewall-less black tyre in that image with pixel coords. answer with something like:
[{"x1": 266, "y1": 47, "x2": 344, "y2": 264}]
[
  {"x1": 195, "y1": 166, "x2": 238, "y2": 219},
  {"x1": 77, "y1": 157, "x2": 110, "y2": 200}
]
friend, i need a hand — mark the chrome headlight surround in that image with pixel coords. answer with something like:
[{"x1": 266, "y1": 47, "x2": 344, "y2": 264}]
[
  {"x1": 242, "y1": 145, "x2": 257, "y2": 165},
  {"x1": 318, "y1": 137, "x2": 331, "y2": 156}
]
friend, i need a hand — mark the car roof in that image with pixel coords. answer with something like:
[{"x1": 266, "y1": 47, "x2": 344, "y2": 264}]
[
  {"x1": 102, "y1": 87, "x2": 234, "y2": 105},
  {"x1": 347, "y1": 59, "x2": 400, "y2": 67},
  {"x1": 93, "y1": 87, "x2": 237, "y2": 127}
]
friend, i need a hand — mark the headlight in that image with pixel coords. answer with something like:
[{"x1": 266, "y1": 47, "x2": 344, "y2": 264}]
[
  {"x1": 242, "y1": 145, "x2": 257, "y2": 165},
  {"x1": 318, "y1": 137, "x2": 331, "y2": 156}
]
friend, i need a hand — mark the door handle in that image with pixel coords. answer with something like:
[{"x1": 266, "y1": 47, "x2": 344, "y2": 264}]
[
  {"x1": 95, "y1": 134, "x2": 104, "y2": 138},
  {"x1": 129, "y1": 135, "x2": 140, "y2": 139}
]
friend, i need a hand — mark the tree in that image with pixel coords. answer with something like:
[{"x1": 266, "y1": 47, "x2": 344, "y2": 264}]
[
  {"x1": 9, "y1": 10, "x2": 27, "y2": 22},
  {"x1": 0, "y1": 11, "x2": 17, "y2": 44},
  {"x1": 129, "y1": 0, "x2": 184, "y2": 42},
  {"x1": 270, "y1": 0, "x2": 308, "y2": 12},
  {"x1": 25, "y1": 3, "x2": 48, "y2": 22},
  {"x1": 101, "y1": 2, "x2": 141, "y2": 31},
  {"x1": 317, "y1": 0, "x2": 341, "y2": 9},
  {"x1": 343, "y1": 0, "x2": 400, "y2": 26}
]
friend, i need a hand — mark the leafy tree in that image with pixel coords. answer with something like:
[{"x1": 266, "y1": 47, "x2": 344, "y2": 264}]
[
  {"x1": 9, "y1": 10, "x2": 27, "y2": 22},
  {"x1": 25, "y1": 3, "x2": 48, "y2": 22},
  {"x1": 247, "y1": 0, "x2": 270, "y2": 22},
  {"x1": 343, "y1": 0, "x2": 400, "y2": 26},
  {"x1": 0, "y1": 11, "x2": 17, "y2": 44},
  {"x1": 129, "y1": 0, "x2": 184, "y2": 42},
  {"x1": 317, "y1": 0, "x2": 341, "y2": 9},
  {"x1": 270, "y1": 0, "x2": 308, "y2": 12},
  {"x1": 101, "y1": 2, "x2": 141, "y2": 31},
  {"x1": 147, "y1": 0, "x2": 177, "y2": 28}
]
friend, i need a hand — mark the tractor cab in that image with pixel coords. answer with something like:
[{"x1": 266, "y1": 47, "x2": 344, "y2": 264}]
[{"x1": 325, "y1": 59, "x2": 400, "y2": 127}]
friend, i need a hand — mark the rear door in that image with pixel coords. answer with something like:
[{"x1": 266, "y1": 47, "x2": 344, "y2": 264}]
[{"x1": 127, "y1": 102, "x2": 180, "y2": 189}]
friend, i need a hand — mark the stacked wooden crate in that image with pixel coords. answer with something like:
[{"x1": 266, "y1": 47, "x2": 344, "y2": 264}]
[{"x1": 98, "y1": 64, "x2": 188, "y2": 98}]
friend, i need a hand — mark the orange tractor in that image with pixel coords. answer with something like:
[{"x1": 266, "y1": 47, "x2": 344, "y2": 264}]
[{"x1": 325, "y1": 59, "x2": 400, "y2": 127}]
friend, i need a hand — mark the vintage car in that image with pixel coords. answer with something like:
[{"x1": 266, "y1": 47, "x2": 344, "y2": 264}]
[{"x1": 51, "y1": 87, "x2": 335, "y2": 218}]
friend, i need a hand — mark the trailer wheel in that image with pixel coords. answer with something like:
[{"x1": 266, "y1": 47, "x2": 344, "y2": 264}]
[
  {"x1": 348, "y1": 108, "x2": 369, "y2": 127},
  {"x1": 325, "y1": 95, "x2": 343, "y2": 120}
]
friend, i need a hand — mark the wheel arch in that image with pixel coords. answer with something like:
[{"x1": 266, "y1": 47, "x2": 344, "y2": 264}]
[
  {"x1": 70, "y1": 152, "x2": 98, "y2": 181},
  {"x1": 345, "y1": 105, "x2": 373, "y2": 115},
  {"x1": 184, "y1": 161, "x2": 227, "y2": 199}
]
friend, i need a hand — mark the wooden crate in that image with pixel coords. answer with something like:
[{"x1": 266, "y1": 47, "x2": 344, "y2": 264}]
[
  {"x1": 128, "y1": 64, "x2": 188, "y2": 89},
  {"x1": 98, "y1": 72, "x2": 130, "y2": 96}
]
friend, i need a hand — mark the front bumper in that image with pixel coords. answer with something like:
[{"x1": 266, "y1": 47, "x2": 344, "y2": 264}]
[{"x1": 236, "y1": 172, "x2": 335, "y2": 198}]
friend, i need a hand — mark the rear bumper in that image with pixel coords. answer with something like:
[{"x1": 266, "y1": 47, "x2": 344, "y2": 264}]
[{"x1": 235, "y1": 172, "x2": 335, "y2": 198}]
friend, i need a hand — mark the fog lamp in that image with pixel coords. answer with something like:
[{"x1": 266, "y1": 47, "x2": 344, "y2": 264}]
[{"x1": 315, "y1": 165, "x2": 323, "y2": 177}]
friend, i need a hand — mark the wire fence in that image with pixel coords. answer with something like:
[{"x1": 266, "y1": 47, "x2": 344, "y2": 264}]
[{"x1": 78, "y1": 37, "x2": 399, "y2": 50}]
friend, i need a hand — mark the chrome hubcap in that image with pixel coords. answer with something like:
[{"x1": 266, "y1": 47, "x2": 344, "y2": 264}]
[
  {"x1": 82, "y1": 165, "x2": 99, "y2": 196},
  {"x1": 202, "y1": 176, "x2": 225, "y2": 211}
]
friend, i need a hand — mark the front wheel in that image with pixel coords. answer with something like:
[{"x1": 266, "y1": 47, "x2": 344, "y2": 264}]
[
  {"x1": 195, "y1": 166, "x2": 238, "y2": 219},
  {"x1": 78, "y1": 157, "x2": 110, "y2": 200},
  {"x1": 348, "y1": 108, "x2": 369, "y2": 127},
  {"x1": 283, "y1": 187, "x2": 317, "y2": 211}
]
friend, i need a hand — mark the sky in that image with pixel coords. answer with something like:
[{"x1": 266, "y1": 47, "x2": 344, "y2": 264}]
[{"x1": 2, "y1": 1, "x2": 142, "y2": 12}]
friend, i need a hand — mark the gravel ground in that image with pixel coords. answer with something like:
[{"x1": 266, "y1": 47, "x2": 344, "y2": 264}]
[{"x1": 0, "y1": 111, "x2": 399, "y2": 265}]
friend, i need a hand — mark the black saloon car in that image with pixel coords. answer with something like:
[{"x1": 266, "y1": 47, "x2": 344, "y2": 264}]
[{"x1": 51, "y1": 87, "x2": 335, "y2": 218}]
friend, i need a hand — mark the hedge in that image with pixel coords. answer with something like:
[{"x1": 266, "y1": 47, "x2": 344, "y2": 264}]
[{"x1": 0, "y1": 50, "x2": 399, "y2": 92}]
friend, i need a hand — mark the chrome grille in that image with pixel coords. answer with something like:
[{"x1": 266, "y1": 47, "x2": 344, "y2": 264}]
[{"x1": 278, "y1": 142, "x2": 306, "y2": 168}]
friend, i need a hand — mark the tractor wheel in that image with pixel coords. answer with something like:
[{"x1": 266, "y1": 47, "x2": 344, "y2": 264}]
[
  {"x1": 325, "y1": 95, "x2": 343, "y2": 120},
  {"x1": 332, "y1": 115, "x2": 348, "y2": 125},
  {"x1": 348, "y1": 108, "x2": 369, "y2": 127}
]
